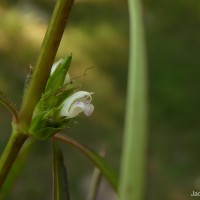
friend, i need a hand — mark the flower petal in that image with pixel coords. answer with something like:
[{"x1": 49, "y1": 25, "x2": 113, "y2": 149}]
[
  {"x1": 84, "y1": 103, "x2": 94, "y2": 116},
  {"x1": 60, "y1": 91, "x2": 94, "y2": 118}
]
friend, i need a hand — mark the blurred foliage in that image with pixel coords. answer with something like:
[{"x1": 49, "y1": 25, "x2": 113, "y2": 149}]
[
  {"x1": 144, "y1": 1, "x2": 200, "y2": 199},
  {"x1": 0, "y1": 0, "x2": 200, "y2": 200}
]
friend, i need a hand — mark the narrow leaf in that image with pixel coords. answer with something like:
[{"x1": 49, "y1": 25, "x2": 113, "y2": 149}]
[
  {"x1": 53, "y1": 133, "x2": 118, "y2": 192},
  {"x1": 52, "y1": 141, "x2": 70, "y2": 200},
  {"x1": 0, "y1": 91, "x2": 18, "y2": 123}
]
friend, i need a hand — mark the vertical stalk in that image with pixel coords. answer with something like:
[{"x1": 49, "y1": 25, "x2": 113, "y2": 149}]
[
  {"x1": 18, "y1": 0, "x2": 74, "y2": 132},
  {"x1": 119, "y1": 0, "x2": 148, "y2": 199},
  {"x1": 0, "y1": 0, "x2": 74, "y2": 190}
]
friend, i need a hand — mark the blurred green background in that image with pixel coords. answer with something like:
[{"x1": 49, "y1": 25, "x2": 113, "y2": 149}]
[{"x1": 0, "y1": 0, "x2": 200, "y2": 199}]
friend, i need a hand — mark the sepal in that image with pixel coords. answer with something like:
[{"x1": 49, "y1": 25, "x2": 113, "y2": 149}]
[
  {"x1": 45, "y1": 55, "x2": 72, "y2": 93},
  {"x1": 29, "y1": 108, "x2": 70, "y2": 140}
]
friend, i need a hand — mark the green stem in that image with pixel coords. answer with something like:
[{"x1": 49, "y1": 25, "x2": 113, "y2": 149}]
[
  {"x1": 87, "y1": 166, "x2": 102, "y2": 200},
  {"x1": 0, "y1": 0, "x2": 74, "y2": 190},
  {"x1": 87, "y1": 148, "x2": 106, "y2": 200},
  {"x1": 119, "y1": 0, "x2": 148, "y2": 199},
  {"x1": 18, "y1": 0, "x2": 74, "y2": 132},
  {"x1": 0, "y1": 131, "x2": 28, "y2": 189}
]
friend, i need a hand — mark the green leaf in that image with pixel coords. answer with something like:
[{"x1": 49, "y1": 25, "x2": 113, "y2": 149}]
[
  {"x1": 52, "y1": 141, "x2": 70, "y2": 200},
  {"x1": 53, "y1": 133, "x2": 118, "y2": 192},
  {"x1": 0, "y1": 91, "x2": 18, "y2": 122}
]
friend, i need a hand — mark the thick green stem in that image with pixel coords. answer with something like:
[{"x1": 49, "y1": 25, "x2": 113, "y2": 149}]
[
  {"x1": 18, "y1": 0, "x2": 74, "y2": 132},
  {"x1": 0, "y1": 131, "x2": 28, "y2": 189},
  {"x1": 119, "y1": 0, "x2": 148, "y2": 199}
]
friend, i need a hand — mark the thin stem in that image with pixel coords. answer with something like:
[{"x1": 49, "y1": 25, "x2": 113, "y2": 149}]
[
  {"x1": 18, "y1": 0, "x2": 74, "y2": 132},
  {"x1": 0, "y1": 131, "x2": 28, "y2": 189},
  {"x1": 87, "y1": 147, "x2": 106, "y2": 200},
  {"x1": 87, "y1": 168, "x2": 102, "y2": 200}
]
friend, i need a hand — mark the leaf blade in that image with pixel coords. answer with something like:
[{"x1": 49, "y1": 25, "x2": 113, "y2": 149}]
[
  {"x1": 52, "y1": 141, "x2": 70, "y2": 200},
  {"x1": 53, "y1": 133, "x2": 118, "y2": 192}
]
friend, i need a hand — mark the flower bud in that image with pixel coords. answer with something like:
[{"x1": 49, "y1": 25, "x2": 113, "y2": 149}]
[{"x1": 51, "y1": 59, "x2": 70, "y2": 83}]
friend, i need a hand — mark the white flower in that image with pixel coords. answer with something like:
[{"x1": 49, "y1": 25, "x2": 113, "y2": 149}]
[
  {"x1": 60, "y1": 91, "x2": 94, "y2": 118},
  {"x1": 51, "y1": 59, "x2": 70, "y2": 83}
]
